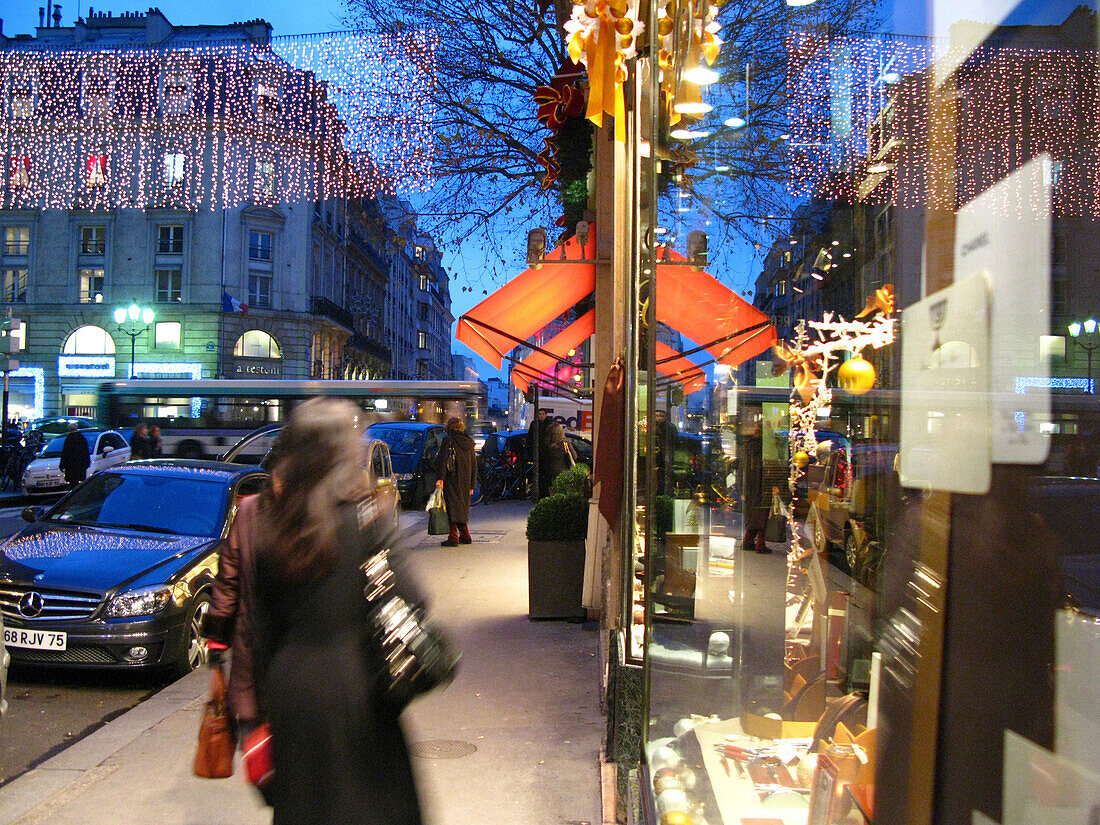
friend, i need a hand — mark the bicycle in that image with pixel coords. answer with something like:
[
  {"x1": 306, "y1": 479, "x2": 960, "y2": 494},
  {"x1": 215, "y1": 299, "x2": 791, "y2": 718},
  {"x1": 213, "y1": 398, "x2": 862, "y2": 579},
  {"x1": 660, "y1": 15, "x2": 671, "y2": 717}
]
[{"x1": 479, "y1": 452, "x2": 534, "y2": 504}]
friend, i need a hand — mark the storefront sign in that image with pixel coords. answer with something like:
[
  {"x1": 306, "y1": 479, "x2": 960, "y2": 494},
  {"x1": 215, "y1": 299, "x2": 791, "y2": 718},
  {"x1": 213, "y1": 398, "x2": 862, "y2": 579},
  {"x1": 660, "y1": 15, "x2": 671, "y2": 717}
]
[
  {"x1": 231, "y1": 358, "x2": 283, "y2": 378},
  {"x1": 58, "y1": 355, "x2": 115, "y2": 378}
]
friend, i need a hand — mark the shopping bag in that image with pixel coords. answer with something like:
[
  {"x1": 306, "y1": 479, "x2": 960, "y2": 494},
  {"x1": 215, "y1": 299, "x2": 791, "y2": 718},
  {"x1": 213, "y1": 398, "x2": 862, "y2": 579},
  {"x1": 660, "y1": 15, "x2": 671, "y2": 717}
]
[
  {"x1": 425, "y1": 487, "x2": 449, "y2": 535},
  {"x1": 193, "y1": 663, "x2": 234, "y2": 779},
  {"x1": 764, "y1": 496, "x2": 789, "y2": 544},
  {"x1": 241, "y1": 722, "x2": 274, "y2": 790}
]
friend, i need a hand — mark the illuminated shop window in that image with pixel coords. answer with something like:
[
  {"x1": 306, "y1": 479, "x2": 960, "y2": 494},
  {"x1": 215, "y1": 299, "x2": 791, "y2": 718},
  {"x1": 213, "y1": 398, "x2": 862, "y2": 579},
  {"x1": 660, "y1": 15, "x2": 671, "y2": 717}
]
[
  {"x1": 63, "y1": 325, "x2": 115, "y2": 355},
  {"x1": 154, "y1": 322, "x2": 181, "y2": 350},
  {"x1": 234, "y1": 329, "x2": 282, "y2": 359}
]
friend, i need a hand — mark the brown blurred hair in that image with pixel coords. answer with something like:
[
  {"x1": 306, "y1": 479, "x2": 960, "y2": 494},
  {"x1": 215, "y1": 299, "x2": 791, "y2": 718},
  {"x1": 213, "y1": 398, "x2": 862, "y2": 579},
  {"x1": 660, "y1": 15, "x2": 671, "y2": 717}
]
[
  {"x1": 258, "y1": 398, "x2": 368, "y2": 581},
  {"x1": 446, "y1": 416, "x2": 465, "y2": 434}
]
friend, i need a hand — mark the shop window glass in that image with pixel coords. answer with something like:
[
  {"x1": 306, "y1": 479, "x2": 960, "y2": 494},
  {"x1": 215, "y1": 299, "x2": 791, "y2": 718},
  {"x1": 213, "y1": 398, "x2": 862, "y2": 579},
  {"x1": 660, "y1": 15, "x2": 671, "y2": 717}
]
[
  {"x1": 63, "y1": 325, "x2": 115, "y2": 355},
  {"x1": 154, "y1": 322, "x2": 181, "y2": 350},
  {"x1": 233, "y1": 329, "x2": 281, "y2": 359}
]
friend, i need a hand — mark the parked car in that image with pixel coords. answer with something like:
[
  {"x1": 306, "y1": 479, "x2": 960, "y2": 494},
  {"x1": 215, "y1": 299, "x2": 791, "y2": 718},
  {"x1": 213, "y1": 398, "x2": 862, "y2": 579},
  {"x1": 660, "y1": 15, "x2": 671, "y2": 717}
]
[
  {"x1": 21, "y1": 429, "x2": 131, "y2": 496},
  {"x1": 366, "y1": 421, "x2": 447, "y2": 508},
  {"x1": 23, "y1": 416, "x2": 100, "y2": 443},
  {"x1": 481, "y1": 428, "x2": 593, "y2": 469},
  {"x1": 0, "y1": 460, "x2": 268, "y2": 675},
  {"x1": 220, "y1": 423, "x2": 401, "y2": 535}
]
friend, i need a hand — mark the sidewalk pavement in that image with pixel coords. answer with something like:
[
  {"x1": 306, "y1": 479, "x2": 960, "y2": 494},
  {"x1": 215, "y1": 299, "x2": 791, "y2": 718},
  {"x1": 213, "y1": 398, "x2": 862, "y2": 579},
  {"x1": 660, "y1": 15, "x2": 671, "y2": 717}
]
[{"x1": 0, "y1": 500, "x2": 607, "y2": 825}]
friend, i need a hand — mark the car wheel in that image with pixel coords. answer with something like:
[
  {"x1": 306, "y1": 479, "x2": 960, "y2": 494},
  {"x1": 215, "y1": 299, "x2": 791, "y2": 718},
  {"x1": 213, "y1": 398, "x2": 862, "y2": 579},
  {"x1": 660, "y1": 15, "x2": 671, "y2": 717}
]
[
  {"x1": 845, "y1": 529, "x2": 861, "y2": 572},
  {"x1": 809, "y1": 505, "x2": 828, "y2": 554},
  {"x1": 177, "y1": 441, "x2": 203, "y2": 460},
  {"x1": 174, "y1": 593, "x2": 211, "y2": 678}
]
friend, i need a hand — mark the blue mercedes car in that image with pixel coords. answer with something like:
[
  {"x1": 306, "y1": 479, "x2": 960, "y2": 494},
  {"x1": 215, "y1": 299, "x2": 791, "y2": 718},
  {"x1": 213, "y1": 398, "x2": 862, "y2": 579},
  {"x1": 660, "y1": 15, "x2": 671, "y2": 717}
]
[{"x1": 0, "y1": 460, "x2": 268, "y2": 676}]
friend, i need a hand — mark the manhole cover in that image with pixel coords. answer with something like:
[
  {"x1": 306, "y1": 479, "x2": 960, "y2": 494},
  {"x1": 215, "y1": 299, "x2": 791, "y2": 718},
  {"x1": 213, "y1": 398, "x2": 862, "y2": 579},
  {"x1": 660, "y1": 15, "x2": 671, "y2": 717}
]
[{"x1": 410, "y1": 739, "x2": 478, "y2": 759}]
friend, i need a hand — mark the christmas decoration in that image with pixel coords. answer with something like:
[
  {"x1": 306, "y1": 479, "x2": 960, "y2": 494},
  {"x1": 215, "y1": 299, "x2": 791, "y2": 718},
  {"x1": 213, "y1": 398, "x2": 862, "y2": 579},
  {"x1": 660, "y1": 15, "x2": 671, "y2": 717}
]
[
  {"x1": 772, "y1": 286, "x2": 897, "y2": 562},
  {"x1": 533, "y1": 61, "x2": 586, "y2": 190},
  {"x1": 787, "y1": 31, "x2": 1100, "y2": 217},
  {"x1": 564, "y1": 0, "x2": 644, "y2": 142},
  {"x1": 0, "y1": 32, "x2": 436, "y2": 211}
]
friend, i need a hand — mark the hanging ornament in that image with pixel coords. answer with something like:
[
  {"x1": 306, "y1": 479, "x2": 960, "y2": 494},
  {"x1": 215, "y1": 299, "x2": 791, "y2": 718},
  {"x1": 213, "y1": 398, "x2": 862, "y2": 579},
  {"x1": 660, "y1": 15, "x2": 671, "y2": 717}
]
[{"x1": 837, "y1": 355, "x2": 875, "y2": 394}]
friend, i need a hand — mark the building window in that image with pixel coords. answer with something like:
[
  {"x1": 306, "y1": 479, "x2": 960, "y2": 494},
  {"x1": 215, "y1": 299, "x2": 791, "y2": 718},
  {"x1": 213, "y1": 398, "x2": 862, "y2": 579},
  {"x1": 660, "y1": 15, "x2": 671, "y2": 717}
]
[
  {"x1": 63, "y1": 325, "x2": 115, "y2": 355},
  {"x1": 234, "y1": 329, "x2": 282, "y2": 359},
  {"x1": 79, "y1": 268, "x2": 104, "y2": 303},
  {"x1": 154, "y1": 321, "x2": 181, "y2": 350},
  {"x1": 254, "y1": 158, "x2": 275, "y2": 201},
  {"x1": 256, "y1": 83, "x2": 279, "y2": 125},
  {"x1": 8, "y1": 81, "x2": 34, "y2": 119},
  {"x1": 161, "y1": 71, "x2": 191, "y2": 115},
  {"x1": 418, "y1": 331, "x2": 428, "y2": 349},
  {"x1": 155, "y1": 268, "x2": 182, "y2": 303},
  {"x1": 163, "y1": 153, "x2": 185, "y2": 187},
  {"x1": 248, "y1": 273, "x2": 272, "y2": 308},
  {"x1": 418, "y1": 302, "x2": 429, "y2": 322},
  {"x1": 2, "y1": 268, "x2": 27, "y2": 303},
  {"x1": 85, "y1": 153, "x2": 107, "y2": 188},
  {"x1": 4, "y1": 227, "x2": 28, "y2": 256},
  {"x1": 8, "y1": 155, "x2": 30, "y2": 188},
  {"x1": 80, "y1": 225, "x2": 106, "y2": 255},
  {"x1": 419, "y1": 272, "x2": 428, "y2": 291},
  {"x1": 249, "y1": 231, "x2": 273, "y2": 261},
  {"x1": 81, "y1": 72, "x2": 112, "y2": 118},
  {"x1": 157, "y1": 225, "x2": 184, "y2": 254}
]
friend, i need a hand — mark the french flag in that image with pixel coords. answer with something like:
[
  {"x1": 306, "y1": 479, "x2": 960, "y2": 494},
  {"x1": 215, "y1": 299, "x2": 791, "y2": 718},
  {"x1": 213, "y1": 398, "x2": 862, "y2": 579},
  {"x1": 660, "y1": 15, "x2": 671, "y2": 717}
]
[{"x1": 222, "y1": 291, "x2": 248, "y2": 314}]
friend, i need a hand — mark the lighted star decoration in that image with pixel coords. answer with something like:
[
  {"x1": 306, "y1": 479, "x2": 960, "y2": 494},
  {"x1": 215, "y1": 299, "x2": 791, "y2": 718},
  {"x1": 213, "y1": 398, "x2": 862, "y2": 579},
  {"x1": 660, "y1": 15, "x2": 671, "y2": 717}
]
[{"x1": 0, "y1": 32, "x2": 435, "y2": 211}]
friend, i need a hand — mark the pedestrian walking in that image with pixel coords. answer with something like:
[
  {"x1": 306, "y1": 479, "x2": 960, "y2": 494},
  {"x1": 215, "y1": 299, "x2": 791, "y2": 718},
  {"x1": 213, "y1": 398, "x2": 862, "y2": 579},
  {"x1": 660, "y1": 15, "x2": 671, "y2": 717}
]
[
  {"x1": 544, "y1": 421, "x2": 576, "y2": 486},
  {"x1": 130, "y1": 423, "x2": 153, "y2": 460},
  {"x1": 251, "y1": 398, "x2": 425, "y2": 825},
  {"x1": 149, "y1": 425, "x2": 163, "y2": 457},
  {"x1": 436, "y1": 416, "x2": 478, "y2": 546},
  {"x1": 58, "y1": 422, "x2": 90, "y2": 486}
]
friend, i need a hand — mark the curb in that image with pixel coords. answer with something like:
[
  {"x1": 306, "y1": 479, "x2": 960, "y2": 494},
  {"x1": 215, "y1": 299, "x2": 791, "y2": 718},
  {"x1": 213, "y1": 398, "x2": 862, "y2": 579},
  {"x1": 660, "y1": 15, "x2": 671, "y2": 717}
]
[{"x1": 0, "y1": 669, "x2": 207, "y2": 825}]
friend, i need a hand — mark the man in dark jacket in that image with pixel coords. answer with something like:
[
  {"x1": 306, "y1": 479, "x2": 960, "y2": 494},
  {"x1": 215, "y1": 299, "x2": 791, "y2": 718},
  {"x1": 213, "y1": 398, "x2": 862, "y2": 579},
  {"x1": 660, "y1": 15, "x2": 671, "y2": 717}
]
[
  {"x1": 58, "y1": 422, "x2": 90, "y2": 486},
  {"x1": 435, "y1": 417, "x2": 478, "y2": 546}
]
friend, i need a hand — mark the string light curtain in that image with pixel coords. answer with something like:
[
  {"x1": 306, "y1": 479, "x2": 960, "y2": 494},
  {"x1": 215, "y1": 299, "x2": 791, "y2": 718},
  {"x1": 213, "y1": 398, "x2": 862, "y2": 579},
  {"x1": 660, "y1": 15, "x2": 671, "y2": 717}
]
[
  {"x1": 0, "y1": 32, "x2": 436, "y2": 211},
  {"x1": 787, "y1": 31, "x2": 1100, "y2": 217}
]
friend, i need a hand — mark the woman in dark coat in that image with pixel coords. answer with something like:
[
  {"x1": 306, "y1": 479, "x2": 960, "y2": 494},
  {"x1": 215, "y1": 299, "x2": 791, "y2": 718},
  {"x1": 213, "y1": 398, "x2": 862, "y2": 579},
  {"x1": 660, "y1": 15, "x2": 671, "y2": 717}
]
[
  {"x1": 435, "y1": 416, "x2": 478, "y2": 547},
  {"x1": 58, "y1": 423, "x2": 90, "y2": 486},
  {"x1": 545, "y1": 421, "x2": 576, "y2": 486},
  {"x1": 739, "y1": 420, "x2": 768, "y2": 552},
  {"x1": 252, "y1": 398, "x2": 424, "y2": 825}
]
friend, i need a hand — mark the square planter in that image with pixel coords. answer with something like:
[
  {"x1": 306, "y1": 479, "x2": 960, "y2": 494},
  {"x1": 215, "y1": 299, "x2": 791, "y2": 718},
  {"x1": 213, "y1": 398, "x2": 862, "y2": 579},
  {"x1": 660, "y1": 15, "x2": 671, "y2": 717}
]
[{"x1": 528, "y1": 539, "x2": 587, "y2": 619}]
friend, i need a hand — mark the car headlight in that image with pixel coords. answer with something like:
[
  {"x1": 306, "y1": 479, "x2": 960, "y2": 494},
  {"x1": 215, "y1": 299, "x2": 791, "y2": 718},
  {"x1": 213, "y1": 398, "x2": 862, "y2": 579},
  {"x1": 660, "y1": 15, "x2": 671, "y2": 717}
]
[
  {"x1": 396, "y1": 473, "x2": 414, "y2": 481},
  {"x1": 104, "y1": 585, "x2": 174, "y2": 618}
]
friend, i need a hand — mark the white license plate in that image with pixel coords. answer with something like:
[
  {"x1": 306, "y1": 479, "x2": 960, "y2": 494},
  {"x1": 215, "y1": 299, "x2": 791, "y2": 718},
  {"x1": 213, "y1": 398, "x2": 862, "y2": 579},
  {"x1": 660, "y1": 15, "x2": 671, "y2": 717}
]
[{"x1": 3, "y1": 627, "x2": 67, "y2": 651}]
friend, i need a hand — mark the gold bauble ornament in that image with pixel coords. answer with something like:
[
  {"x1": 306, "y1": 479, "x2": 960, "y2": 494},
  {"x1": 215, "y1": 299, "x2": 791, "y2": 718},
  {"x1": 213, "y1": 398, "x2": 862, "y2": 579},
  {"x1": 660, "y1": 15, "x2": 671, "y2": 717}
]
[
  {"x1": 837, "y1": 355, "x2": 875, "y2": 395},
  {"x1": 616, "y1": 16, "x2": 634, "y2": 34},
  {"x1": 660, "y1": 812, "x2": 692, "y2": 825},
  {"x1": 793, "y1": 450, "x2": 810, "y2": 469},
  {"x1": 657, "y1": 16, "x2": 674, "y2": 36}
]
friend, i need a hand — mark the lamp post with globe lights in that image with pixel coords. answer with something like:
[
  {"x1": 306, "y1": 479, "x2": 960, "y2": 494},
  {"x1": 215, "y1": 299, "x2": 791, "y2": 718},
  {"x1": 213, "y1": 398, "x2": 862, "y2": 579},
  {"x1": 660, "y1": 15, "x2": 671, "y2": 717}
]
[
  {"x1": 114, "y1": 304, "x2": 155, "y2": 379},
  {"x1": 1068, "y1": 318, "x2": 1099, "y2": 393}
]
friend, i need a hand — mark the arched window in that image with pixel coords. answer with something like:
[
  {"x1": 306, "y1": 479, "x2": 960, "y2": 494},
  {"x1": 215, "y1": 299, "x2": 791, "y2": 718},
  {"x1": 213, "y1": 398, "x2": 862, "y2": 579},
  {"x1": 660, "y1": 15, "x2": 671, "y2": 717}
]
[
  {"x1": 234, "y1": 329, "x2": 282, "y2": 359},
  {"x1": 63, "y1": 325, "x2": 115, "y2": 355}
]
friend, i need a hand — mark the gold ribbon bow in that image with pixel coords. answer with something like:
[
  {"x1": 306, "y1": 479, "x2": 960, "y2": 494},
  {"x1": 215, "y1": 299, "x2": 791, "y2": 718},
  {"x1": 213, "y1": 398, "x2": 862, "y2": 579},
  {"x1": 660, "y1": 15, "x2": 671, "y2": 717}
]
[{"x1": 773, "y1": 342, "x2": 824, "y2": 404}]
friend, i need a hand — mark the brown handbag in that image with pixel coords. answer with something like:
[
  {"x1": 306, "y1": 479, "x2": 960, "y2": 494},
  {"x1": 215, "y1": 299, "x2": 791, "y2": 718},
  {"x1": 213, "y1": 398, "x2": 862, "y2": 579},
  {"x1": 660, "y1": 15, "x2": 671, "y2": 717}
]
[{"x1": 193, "y1": 663, "x2": 235, "y2": 778}]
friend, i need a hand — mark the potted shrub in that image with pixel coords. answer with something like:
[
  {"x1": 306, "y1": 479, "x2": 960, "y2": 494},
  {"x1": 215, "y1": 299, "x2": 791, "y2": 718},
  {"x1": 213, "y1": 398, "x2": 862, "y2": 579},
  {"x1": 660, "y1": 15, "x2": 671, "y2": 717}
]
[
  {"x1": 526, "y1": 492, "x2": 589, "y2": 619},
  {"x1": 549, "y1": 463, "x2": 592, "y2": 499}
]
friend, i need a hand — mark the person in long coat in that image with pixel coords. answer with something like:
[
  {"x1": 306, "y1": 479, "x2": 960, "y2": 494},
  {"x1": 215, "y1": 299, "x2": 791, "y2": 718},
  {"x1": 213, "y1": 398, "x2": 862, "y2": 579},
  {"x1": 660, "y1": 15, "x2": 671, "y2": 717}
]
[
  {"x1": 251, "y1": 398, "x2": 424, "y2": 825},
  {"x1": 201, "y1": 489, "x2": 265, "y2": 740},
  {"x1": 739, "y1": 420, "x2": 768, "y2": 552},
  {"x1": 544, "y1": 421, "x2": 576, "y2": 487},
  {"x1": 58, "y1": 423, "x2": 90, "y2": 486},
  {"x1": 435, "y1": 416, "x2": 478, "y2": 547}
]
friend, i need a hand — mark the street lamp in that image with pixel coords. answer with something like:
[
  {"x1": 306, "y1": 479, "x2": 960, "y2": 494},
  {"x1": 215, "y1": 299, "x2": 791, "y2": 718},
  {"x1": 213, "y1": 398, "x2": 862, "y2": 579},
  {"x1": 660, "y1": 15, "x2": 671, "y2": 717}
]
[
  {"x1": 114, "y1": 303, "x2": 155, "y2": 379},
  {"x1": 1068, "y1": 317, "x2": 1099, "y2": 393}
]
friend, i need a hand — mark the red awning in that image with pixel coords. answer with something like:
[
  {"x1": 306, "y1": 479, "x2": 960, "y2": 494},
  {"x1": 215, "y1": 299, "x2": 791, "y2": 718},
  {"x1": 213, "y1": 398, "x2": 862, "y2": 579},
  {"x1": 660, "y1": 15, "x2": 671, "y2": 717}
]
[
  {"x1": 456, "y1": 231, "x2": 596, "y2": 370},
  {"x1": 655, "y1": 341, "x2": 707, "y2": 395},
  {"x1": 512, "y1": 310, "x2": 595, "y2": 393},
  {"x1": 655, "y1": 248, "x2": 776, "y2": 367}
]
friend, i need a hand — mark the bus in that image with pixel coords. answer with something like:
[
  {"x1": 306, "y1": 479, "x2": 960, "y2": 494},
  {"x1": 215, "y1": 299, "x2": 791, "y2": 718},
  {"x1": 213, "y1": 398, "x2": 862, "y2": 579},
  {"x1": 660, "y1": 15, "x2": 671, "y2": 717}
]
[{"x1": 97, "y1": 379, "x2": 484, "y2": 460}]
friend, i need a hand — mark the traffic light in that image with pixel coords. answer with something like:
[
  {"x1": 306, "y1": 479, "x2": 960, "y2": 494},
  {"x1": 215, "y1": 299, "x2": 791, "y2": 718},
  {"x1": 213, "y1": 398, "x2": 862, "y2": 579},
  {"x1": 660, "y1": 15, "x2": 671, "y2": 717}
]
[{"x1": 1, "y1": 318, "x2": 22, "y2": 354}]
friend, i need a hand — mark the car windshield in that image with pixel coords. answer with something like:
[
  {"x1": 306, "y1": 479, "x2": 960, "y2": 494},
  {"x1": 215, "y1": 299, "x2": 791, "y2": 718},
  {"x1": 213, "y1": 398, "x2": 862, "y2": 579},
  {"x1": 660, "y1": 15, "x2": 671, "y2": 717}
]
[
  {"x1": 369, "y1": 426, "x2": 424, "y2": 457},
  {"x1": 45, "y1": 472, "x2": 228, "y2": 537},
  {"x1": 39, "y1": 433, "x2": 97, "y2": 457}
]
